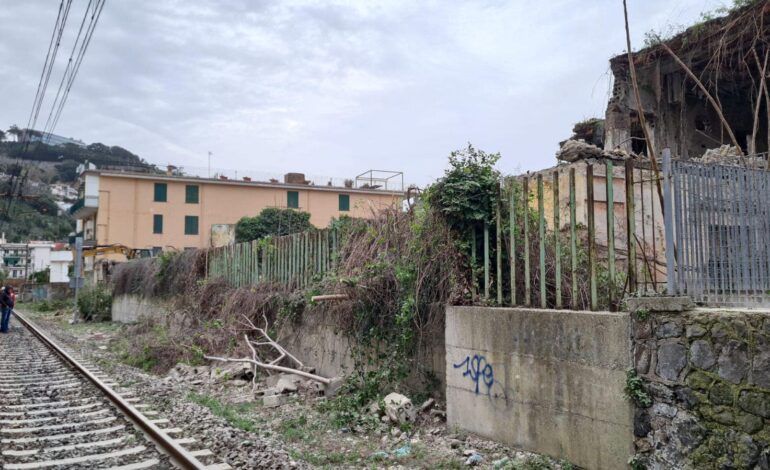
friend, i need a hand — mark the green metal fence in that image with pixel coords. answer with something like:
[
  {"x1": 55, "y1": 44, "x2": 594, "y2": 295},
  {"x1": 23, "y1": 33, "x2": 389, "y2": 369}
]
[
  {"x1": 207, "y1": 229, "x2": 339, "y2": 288},
  {"x1": 473, "y1": 160, "x2": 664, "y2": 311}
]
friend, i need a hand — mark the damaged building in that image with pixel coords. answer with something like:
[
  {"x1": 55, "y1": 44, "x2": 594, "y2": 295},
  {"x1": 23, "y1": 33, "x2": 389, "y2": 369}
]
[{"x1": 605, "y1": 1, "x2": 770, "y2": 162}]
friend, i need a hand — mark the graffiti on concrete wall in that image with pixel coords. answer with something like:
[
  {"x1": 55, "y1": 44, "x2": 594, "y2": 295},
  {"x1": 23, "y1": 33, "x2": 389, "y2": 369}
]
[
  {"x1": 453, "y1": 353, "x2": 513, "y2": 409},
  {"x1": 453, "y1": 354, "x2": 495, "y2": 396}
]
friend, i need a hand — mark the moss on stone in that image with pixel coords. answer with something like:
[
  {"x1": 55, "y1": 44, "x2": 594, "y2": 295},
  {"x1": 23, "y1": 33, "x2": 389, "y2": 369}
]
[
  {"x1": 708, "y1": 381, "x2": 735, "y2": 406},
  {"x1": 687, "y1": 371, "x2": 714, "y2": 391}
]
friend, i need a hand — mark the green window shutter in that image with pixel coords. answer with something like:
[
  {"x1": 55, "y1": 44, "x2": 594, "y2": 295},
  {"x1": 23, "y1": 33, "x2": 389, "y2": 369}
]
[
  {"x1": 154, "y1": 183, "x2": 167, "y2": 202},
  {"x1": 339, "y1": 194, "x2": 350, "y2": 211},
  {"x1": 287, "y1": 191, "x2": 299, "y2": 209},
  {"x1": 184, "y1": 215, "x2": 199, "y2": 235},
  {"x1": 153, "y1": 214, "x2": 163, "y2": 234},
  {"x1": 185, "y1": 185, "x2": 199, "y2": 204}
]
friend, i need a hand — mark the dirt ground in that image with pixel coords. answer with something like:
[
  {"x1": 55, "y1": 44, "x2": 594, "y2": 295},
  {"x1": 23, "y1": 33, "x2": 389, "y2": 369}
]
[{"x1": 20, "y1": 304, "x2": 576, "y2": 470}]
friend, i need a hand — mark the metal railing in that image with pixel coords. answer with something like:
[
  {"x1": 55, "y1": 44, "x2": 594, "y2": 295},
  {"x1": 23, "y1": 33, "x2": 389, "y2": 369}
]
[
  {"x1": 472, "y1": 159, "x2": 666, "y2": 311},
  {"x1": 663, "y1": 151, "x2": 770, "y2": 305},
  {"x1": 206, "y1": 229, "x2": 339, "y2": 288}
]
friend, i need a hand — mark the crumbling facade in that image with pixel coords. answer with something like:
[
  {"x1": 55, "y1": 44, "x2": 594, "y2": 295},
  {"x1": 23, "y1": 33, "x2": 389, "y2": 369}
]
[{"x1": 605, "y1": 1, "x2": 770, "y2": 160}]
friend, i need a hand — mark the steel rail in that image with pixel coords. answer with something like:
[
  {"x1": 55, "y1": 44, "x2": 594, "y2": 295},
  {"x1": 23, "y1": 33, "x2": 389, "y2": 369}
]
[{"x1": 11, "y1": 309, "x2": 208, "y2": 470}]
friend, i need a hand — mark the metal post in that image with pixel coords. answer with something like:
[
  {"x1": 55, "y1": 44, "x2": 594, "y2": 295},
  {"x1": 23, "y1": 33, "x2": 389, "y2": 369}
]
[
  {"x1": 606, "y1": 161, "x2": 616, "y2": 309},
  {"x1": 569, "y1": 168, "x2": 578, "y2": 309},
  {"x1": 538, "y1": 174, "x2": 546, "y2": 308},
  {"x1": 484, "y1": 221, "x2": 490, "y2": 300},
  {"x1": 662, "y1": 149, "x2": 677, "y2": 295},
  {"x1": 523, "y1": 177, "x2": 531, "y2": 306},
  {"x1": 625, "y1": 159, "x2": 637, "y2": 293},
  {"x1": 587, "y1": 164, "x2": 597, "y2": 310},
  {"x1": 553, "y1": 171, "x2": 562, "y2": 308},
  {"x1": 496, "y1": 184, "x2": 502, "y2": 305},
  {"x1": 509, "y1": 182, "x2": 516, "y2": 305}
]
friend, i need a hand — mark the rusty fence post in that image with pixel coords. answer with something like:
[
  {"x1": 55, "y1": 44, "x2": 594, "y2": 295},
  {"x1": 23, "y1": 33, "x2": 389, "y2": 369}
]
[{"x1": 587, "y1": 164, "x2": 597, "y2": 310}]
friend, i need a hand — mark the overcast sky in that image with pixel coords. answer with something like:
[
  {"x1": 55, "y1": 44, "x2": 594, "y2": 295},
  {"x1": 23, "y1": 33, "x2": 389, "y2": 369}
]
[{"x1": 0, "y1": 0, "x2": 727, "y2": 186}]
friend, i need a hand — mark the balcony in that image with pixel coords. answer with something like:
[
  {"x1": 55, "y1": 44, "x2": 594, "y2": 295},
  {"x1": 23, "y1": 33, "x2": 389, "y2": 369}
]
[{"x1": 69, "y1": 196, "x2": 98, "y2": 218}]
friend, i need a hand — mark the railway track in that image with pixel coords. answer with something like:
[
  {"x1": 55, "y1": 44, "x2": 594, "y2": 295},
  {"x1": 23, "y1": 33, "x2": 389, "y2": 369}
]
[{"x1": 0, "y1": 310, "x2": 231, "y2": 470}]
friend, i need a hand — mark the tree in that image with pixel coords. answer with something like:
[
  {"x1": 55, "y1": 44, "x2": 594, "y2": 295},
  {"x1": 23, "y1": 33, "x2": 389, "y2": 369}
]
[
  {"x1": 235, "y1": 208, "x2": 313, "y2": 242},
  {"x1": 7, "y1": 125, "x2": 22, "y2": 142},
  {"x1": 424, "y1": 143, "x2": 501, "y2": 233},
  {"x1": 0, "y1": 129, "x2": 5, "y2": 142}
]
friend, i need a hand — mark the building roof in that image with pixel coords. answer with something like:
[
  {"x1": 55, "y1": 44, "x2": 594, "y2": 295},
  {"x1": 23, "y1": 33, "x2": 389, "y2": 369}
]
[{"x1": 83, "y1": 169, "x2": 405, "y2": 197}]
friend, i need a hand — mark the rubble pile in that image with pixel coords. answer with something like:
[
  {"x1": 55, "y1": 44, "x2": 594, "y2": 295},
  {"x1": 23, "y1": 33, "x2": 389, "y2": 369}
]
[
  {"x1": 556, "y1": 139, "x2": 636, "y2": 163},
  {"x1": 691, "y1": 144, "x2": 767, "y2": 169}
]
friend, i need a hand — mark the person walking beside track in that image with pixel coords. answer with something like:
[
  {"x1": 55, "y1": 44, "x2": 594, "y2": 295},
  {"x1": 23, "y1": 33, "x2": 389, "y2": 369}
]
[{"x1": 0, "y1": 286, "x2": 14, "y2": 333}]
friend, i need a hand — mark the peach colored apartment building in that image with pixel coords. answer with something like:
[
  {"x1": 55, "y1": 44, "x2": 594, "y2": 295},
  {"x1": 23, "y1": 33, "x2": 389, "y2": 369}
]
[{"x1": 71, "y1": 170, "x2": 403, "y2": 278}]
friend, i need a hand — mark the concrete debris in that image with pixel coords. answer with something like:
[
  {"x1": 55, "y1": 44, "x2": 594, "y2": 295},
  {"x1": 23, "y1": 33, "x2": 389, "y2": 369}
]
[
  {"x1": 262, "y1": 393, "x2": 289, "y2": 407},
  {"x1": 419, "y1": 398, "x2": 436, "y2": 413},
  {"x1": 383, "y1": 392, "x2": 416, "y2": 425},
  {"x1": 556, "y1": 139, "x2": 635, "y2": 163},
  {"x1": 210, "y1": 362, "x2": 253, "y2": 382},
  {"x1": 464, "y1": 452, "x2": 483, "y2": 466},
  {"x1": 167, "y1": 363, "x2": 210, "y2": 381},
  {"x1": 275, "y1": 377, "x2": 299, "y2": 394},
  {"x1": 691, "y1": 145, "x2": 766, "y2": 169}
]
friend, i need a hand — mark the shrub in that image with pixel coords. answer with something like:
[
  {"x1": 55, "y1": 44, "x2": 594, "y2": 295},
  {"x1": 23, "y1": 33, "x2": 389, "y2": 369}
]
[
  {"x1": 77, "y1": 284, "x2": 112, "y2": 321},
  {"x1": 235, "y1": 207, "x2": 313, "y2": 242}
]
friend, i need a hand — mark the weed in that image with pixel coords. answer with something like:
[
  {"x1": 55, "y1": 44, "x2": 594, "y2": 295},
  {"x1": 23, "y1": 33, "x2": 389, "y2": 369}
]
[
  {"x1": 186, "y1": 392, "x2": 257, "y2": 432},
  {"x1": 634, "y1": 308, "x2": 651, "y2": 321},
  {"x1": 624, "y1": 368, "x2": 652, "y2": 408}
]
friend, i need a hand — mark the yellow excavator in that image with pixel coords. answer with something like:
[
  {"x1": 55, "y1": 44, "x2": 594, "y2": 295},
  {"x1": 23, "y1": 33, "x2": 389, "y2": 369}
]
[{"x1": 80, "y1": 244, "x2": 142, "y2": 260}]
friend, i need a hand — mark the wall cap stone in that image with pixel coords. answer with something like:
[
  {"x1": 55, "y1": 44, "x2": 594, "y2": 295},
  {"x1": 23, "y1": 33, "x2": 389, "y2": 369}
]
[{"x1": 625, "y1": 296, "x2": 695, "y2": 313}]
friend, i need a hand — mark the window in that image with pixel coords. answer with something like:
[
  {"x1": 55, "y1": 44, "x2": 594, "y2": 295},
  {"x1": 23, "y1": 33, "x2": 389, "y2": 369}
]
[
  {"x1": 153, "y1": 214, "x2": 163, "y2": 234},
  {"x1": 338, "y1": 194, "x2": 350, "y2": 211},
  {"x1": 184, "y1": 216, "x2": 199, "y2": 235},
  {"x1": 154, "y1": 183, "x2": 167, "y2": 202},
  {"x1": 287, "y1": 191, "x2": 299, "y2": 209},
  {"x1": 185, "y1": 185, "x2": 199, "y2": 204}
]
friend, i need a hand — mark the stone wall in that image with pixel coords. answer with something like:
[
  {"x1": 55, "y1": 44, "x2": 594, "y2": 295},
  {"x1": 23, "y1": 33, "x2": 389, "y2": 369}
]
[
  {"x1": 631, "y1": 308, "x2": 770, "y2": 469},
  {"x1": 445, "y1": 306, "x2": 634, "y2": 470}
]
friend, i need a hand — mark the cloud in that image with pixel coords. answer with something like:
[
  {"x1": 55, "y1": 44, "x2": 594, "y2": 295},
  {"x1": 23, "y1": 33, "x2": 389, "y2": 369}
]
[{"x1": 0, "y1": 0, "x2": 728, "y2": 185}]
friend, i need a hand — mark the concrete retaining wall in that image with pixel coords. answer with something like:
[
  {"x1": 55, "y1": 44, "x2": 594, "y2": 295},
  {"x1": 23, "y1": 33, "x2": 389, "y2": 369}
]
[
  {"x1": 446, "y1": 306, "x2": 633, "y2": 470},
  {"x1": 111, "y1": 294, "x2": 163, "y2": 323},
  {"x1": 279, "y1": 310, "x2": 445, "y2": 391}
]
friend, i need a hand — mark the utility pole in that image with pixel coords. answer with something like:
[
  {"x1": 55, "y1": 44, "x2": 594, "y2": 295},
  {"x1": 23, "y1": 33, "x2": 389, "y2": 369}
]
[{"x1": 208, "y1": 151, "x2": 212, "y2": 178}]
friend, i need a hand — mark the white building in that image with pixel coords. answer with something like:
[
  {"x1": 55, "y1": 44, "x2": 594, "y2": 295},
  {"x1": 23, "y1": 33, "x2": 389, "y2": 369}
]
[
  {"x1": 28, "y1": 241, "x2": 55, "y2": 274},
  {"x1": 0, "y1": 239, "x2": 30, "y2": 280},
  {"x1": 50, "y1": 184, "x2": 78, "y2": 201},
  {"x1": 50, "y1": 250, "x2": 72, "y2": 283}
]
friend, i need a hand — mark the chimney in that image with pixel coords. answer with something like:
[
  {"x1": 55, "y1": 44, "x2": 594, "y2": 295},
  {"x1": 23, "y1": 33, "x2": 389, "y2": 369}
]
[{"x1": 284, "y1": 172, "x2": 307, "y2": 184}]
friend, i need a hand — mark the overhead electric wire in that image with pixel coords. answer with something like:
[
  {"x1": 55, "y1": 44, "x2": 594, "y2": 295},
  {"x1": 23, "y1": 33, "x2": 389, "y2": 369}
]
[
  {"x1": 42, "y1": 0, "x2": 95, "y2": 140},
  {"x1": 46, "y1": 0, "x2": 107, "y2": 140},
  {"x1": 26, "y1": 0, "x2": 73, "y2": 145},
  {"x1": 24, "y1": 0, "x2": 66, "y2": 139}
]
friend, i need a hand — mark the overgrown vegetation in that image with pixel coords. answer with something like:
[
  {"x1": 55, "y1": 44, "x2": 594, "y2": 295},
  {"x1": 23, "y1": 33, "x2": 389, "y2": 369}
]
[
  {"x1": 186, "y1": 392, "x2": 258, "y2": 432},
  {"x1": 235, "y1": 207, "x2": 314, "y2": 243},
  {"x1": 76, "y1": 284, "x2": 112, "y2": 321},
  {"x1": 624, "y1": 368, "x2": 652, "y2": 408}
]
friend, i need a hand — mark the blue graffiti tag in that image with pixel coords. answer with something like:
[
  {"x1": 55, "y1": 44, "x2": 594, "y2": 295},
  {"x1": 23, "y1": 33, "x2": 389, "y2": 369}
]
[{"x1": 453, "y1": 354, "x2": 494, "y2": 395}]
